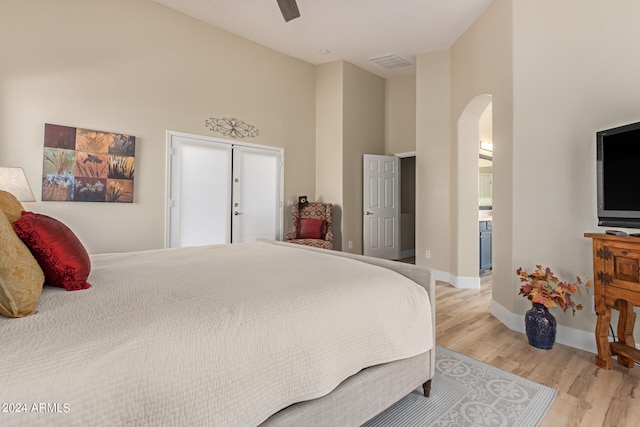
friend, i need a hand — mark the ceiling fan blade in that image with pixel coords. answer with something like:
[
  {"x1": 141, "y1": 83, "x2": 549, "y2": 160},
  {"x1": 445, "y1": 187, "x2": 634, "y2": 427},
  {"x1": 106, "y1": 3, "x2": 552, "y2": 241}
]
[{"x1": 277, "y1": 0, "x2": 300, "y2": 22}]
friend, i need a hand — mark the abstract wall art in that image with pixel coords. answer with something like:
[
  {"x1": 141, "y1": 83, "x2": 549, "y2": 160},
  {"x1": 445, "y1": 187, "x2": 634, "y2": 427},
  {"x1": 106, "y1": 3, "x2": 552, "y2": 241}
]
[{"x1": 42, "y1": 123, "x2": 136, "y2": 203}]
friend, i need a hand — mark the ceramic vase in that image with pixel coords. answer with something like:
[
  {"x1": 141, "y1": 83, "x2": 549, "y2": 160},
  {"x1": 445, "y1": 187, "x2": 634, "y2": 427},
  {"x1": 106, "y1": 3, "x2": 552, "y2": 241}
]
[{"x1": 525, "y1": 303, "x2": 556, "y2": 349}]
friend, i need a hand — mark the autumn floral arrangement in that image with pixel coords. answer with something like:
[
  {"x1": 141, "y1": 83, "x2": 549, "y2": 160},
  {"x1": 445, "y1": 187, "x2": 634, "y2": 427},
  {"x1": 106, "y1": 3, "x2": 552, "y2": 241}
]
[{"x1": 517, "y1": 265, "x2": 592, "y2": 315}]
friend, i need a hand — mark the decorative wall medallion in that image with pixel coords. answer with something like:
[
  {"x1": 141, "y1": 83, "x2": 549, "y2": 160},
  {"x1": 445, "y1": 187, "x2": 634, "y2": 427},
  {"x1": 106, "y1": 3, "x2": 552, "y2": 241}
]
[
  {"x1": 205, "y1": 117, "x2": 259, "y2": 139},
  {"x1": 42, "y1": 123, "x2": 135, "y2": 203}
]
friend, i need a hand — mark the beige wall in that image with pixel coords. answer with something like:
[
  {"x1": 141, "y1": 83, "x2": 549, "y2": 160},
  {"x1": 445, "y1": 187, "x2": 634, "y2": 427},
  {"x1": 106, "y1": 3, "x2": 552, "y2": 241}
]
[
  {"x1": 415, "y1": 49, "x2": 452, "y2": 275},
  {"x1": 512, "y1": 0, "x2": 640, "y2": 338},
  {"x1": 385, "y1": 76, "x2": 416, "y2": 155},
  {"x1": 441, "y1": 0, "x2": 640, "y2": 344},
  {"x1": 454, "y1": 94, "x2": 492, "y2": 283},
  {"x1": 479, "y1": 105, "x2": 493, "y2": 146},
  {"x1": 315, "y1": 61, "x2": 385, "y2": 253},
  {"x1": 315, "y1": 61, "x2": 344, "y2": 248},
  {"x1": 411, "y1": 0, "x2": 640, "y2": 347},
  {"x1": 447, "y1": 0, "x2": 513, "y2": 297},
  {"x1": 342, "y1": 62, "x2": 385, "y2": 254},
  {"x1": 381, "y1": 76, "x2": 418, "y2": 258},
  {"x1": 0, "y1": 0, "x2": 316, "y2": 254}
]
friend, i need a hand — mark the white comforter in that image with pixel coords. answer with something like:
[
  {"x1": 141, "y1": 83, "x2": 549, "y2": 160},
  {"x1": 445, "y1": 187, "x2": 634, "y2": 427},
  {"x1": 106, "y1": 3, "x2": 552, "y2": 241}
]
[{"x1": 0, "y1": 241, "x2": 432, "y2": 426}]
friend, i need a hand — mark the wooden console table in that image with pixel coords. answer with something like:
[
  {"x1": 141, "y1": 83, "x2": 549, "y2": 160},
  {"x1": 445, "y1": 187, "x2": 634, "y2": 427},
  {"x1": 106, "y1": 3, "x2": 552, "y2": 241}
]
[{"x1": 585, "y1": 233, "x2": 640, "y2": 369}]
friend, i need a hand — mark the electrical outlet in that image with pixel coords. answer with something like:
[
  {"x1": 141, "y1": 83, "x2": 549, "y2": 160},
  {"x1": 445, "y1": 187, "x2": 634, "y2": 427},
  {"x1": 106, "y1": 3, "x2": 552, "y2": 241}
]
[
  {"x1": 348, "y1": 241, "x2": 353, "y2": 249},
  {"x1": 425, "y1": 250, "x2": 431, "y2": 259}
]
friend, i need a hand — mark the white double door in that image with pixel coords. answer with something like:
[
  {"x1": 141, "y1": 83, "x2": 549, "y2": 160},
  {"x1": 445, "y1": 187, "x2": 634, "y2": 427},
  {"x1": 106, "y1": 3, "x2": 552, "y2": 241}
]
[{"x1": 166, "y1": 131, "x2": 283, "y2": 248}]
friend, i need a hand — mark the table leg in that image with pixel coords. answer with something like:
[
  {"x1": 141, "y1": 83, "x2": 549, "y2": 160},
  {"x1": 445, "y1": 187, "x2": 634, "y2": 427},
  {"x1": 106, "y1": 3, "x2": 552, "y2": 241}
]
[
  {"x1": 594, "y1": 295, "x2": 613, "y2": 369},
  {"x1": 616, "y1": 300, "x2": 636, "y2": 368}
]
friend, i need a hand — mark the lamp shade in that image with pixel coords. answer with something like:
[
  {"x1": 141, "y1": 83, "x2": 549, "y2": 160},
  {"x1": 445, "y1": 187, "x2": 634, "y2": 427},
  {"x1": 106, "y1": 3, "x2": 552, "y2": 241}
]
[{"x1": 0, "y1": 167, "x2": 36, "y2": 202}]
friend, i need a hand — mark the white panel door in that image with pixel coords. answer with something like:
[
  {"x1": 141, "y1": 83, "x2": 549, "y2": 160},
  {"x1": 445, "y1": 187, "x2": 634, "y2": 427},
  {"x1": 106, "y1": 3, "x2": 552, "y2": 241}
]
[
  {"x1": 363, "y1": 154, "x2": 400, "y2": 259},
  {"x1": 232, "y1": 146, "x2": 282, "y2": 243},
  {"x1": 168, "y1": 136, "x2": 232, "y2": 247}
]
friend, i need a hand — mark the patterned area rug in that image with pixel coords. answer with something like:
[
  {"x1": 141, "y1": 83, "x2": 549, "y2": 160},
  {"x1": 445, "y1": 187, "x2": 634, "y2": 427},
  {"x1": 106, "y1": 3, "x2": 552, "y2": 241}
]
[{"x1": 365, "y1": 346, "x2": 557, "y2": 427}]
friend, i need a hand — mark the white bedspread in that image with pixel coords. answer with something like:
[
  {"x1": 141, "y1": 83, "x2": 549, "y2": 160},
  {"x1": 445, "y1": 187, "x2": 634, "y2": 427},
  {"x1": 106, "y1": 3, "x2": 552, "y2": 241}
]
[{"x1": 0, "y1": 241, "x2": 432, "y2": 426}]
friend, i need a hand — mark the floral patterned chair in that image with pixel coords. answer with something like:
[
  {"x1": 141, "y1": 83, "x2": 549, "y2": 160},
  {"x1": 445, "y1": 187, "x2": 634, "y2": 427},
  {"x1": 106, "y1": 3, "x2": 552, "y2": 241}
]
[{"x1": 284, "y1": 202, "x2": 333, "y2": 250}]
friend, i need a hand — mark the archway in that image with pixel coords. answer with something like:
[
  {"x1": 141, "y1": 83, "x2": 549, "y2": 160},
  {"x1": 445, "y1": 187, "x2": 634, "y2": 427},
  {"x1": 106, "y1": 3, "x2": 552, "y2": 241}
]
[{"x1": 452, "y1": 94, "x2": 492, "y2": 288}]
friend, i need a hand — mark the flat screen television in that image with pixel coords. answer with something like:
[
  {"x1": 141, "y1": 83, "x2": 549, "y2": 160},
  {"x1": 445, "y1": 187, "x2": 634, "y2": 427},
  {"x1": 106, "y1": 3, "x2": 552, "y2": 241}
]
[{"x1": 597, "y1": 120, "x2": 640, "y2": 228}]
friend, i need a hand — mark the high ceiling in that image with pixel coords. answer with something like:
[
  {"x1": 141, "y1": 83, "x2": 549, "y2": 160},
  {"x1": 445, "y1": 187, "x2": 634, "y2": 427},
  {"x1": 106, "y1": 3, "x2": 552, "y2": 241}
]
[{"x1": 151, "y1": 0, "x2": 494, "y2": 79}]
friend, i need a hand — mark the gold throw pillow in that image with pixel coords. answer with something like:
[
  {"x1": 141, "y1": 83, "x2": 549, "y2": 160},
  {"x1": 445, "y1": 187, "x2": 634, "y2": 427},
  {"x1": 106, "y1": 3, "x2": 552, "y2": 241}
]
[
  {"x1": 0, "y1": 190, "x2": 25, "y2": 223},
  {"x1": 0, "y1": 210, "x2": 44, "y2": 317}
]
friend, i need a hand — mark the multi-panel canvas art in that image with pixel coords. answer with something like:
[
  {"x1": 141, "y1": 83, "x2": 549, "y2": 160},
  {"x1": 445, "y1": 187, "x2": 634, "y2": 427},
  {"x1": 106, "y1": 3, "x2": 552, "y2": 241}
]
[{"x1": 42, "y1": 124, "x2": 135, "y2": 203}]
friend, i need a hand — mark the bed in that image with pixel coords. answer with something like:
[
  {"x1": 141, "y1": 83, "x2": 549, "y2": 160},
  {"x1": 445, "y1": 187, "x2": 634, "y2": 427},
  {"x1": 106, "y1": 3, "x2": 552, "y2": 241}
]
[{"x1": 0, "y1": 238, "x2": 435, "y2": 426}]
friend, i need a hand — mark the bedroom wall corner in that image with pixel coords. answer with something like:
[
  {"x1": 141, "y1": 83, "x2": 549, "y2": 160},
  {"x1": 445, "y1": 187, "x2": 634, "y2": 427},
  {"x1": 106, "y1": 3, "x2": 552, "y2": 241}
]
[
  {"x1": 315, "y1": 61, "x2": 344, "y2": 250},
  {"x1": 342, "y1": 62, "x2": 385, "y2": 255},
  {"x1": 315, "y1": 61, "x2": 385, "y2": 254}
]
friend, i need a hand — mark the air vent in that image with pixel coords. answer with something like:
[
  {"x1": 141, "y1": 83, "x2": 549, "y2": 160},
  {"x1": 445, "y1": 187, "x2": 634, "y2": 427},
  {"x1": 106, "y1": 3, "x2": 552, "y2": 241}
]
[{"x1": 369, "y1": 54, "x2": 412, "y2": 69}]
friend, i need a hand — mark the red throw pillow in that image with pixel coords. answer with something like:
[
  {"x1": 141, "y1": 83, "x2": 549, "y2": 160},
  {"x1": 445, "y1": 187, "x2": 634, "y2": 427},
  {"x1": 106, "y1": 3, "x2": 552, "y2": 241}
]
[
  {"x1": 297, "y1": 218, "x2": 326, "y2": 239},
  {"x1": 13, "y1": 212, "x2": 91, "y2": 291}
]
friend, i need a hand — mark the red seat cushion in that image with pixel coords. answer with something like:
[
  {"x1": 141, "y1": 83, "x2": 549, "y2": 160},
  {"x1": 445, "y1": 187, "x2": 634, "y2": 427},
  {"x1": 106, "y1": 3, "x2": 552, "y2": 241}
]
[
  {"x1": 297, "y1": 218, "x2": 326, "y2": 239},
  {"x1": 13, "y1": 212, "x2": 91, "y2": 291}
]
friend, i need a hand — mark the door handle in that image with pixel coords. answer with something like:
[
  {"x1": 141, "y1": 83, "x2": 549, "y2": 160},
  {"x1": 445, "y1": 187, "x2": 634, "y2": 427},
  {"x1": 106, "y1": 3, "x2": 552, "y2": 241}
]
[
  {"x1": 365, "y1": 211, "x2": 374, "y2": 215},
  {"x1": 234, "y1": 211, "x2": 243, "y2": 216}
]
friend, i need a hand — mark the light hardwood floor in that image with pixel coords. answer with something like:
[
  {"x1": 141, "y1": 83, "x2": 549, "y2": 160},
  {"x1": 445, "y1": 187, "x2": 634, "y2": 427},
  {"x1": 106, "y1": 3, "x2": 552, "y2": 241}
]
[{"x1": 436, "y1": 276, "x2": 640, "y2": 427}]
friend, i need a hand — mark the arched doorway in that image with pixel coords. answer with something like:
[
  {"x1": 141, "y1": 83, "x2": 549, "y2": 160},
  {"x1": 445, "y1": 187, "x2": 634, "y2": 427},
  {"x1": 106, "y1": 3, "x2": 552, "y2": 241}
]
[{"x1": 453, "y1": 94, "x2": 492, "y2": 288}]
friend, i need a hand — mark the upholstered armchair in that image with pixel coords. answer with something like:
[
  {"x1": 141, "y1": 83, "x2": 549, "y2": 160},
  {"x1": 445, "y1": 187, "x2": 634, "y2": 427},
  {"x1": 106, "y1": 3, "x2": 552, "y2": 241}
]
[{"x1": 284, "y1": 202, "x2": 333, "y2": 250}]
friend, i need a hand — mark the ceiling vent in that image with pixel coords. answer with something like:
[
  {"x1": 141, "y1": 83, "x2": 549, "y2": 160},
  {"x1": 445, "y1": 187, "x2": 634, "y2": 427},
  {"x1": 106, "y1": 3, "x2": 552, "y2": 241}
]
[{"x1": 369, "y1": 54, "x2": 412, "y2": 69}]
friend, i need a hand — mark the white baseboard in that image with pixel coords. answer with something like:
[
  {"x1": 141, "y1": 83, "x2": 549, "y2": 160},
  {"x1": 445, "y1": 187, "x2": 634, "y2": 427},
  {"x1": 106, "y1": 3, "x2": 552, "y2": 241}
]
[
  {"x1": 434, "y1": 272, "x2": 601, "y2": 353},
  {"x1": 490, "y1": 300, "x2": 598, "y2": 354},
  {"x1": 434, "y1": 270, "x2": 480, "y2": 289}
]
